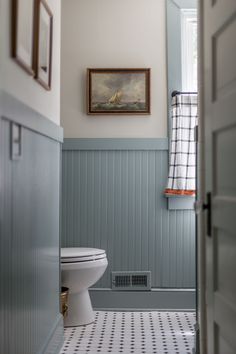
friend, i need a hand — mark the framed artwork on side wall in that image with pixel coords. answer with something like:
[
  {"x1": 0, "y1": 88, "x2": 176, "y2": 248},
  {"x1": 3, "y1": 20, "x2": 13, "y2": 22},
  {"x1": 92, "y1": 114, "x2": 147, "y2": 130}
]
[
  {"x1": 11, "y1": 0, "x2": 35, "y2": 75},
  {"x1": 87, "y1": 68, "x2": 151, "y2": 115},
  {"x1": 34, "y1": 0, "x2": 53, "y2": 90}
]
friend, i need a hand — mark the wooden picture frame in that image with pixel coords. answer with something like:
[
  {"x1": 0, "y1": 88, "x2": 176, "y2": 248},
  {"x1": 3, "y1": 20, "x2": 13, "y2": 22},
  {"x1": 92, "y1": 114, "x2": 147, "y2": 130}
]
[
  {"x1": 87, "y1": 68, "x2": 151, "y2": 115},
  {"x1": 34, "y1": 0, "x2": 53, "y2": 90},
  {"x1": 11, "y1": 0, "x2": 35, "y2": 75}
]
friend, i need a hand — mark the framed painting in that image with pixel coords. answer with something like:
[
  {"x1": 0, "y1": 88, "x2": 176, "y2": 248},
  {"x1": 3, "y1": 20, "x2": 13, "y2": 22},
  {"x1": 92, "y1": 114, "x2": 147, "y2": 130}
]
[
  {"x1": 11, "y1": 0, "x2": 35, "y2": 75},
  {"x1": 34, "y1": 0, "x2": 53, "y2": 90},
  {"x1": 87, "y1": 68, "x2": 151, "y2": 115}
]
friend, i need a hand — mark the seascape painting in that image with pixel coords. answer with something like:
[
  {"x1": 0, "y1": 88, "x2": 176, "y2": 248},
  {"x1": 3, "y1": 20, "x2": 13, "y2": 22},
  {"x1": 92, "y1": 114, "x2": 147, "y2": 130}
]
[{"x1": 87, "y1": 69, "x2": 150, "y2": 114}]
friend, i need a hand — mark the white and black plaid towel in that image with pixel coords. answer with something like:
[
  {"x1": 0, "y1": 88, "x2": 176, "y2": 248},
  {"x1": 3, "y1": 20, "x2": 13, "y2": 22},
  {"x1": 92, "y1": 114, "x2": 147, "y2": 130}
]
[{"x1": 165, "y1": 94, "x2": 198, "y2": 196}]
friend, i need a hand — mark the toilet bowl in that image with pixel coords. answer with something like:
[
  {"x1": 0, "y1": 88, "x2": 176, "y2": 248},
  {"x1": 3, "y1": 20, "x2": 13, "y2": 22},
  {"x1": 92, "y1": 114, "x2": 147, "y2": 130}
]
[{"x1": 61, "y1": 247, "x2": 108, "y2": 327}]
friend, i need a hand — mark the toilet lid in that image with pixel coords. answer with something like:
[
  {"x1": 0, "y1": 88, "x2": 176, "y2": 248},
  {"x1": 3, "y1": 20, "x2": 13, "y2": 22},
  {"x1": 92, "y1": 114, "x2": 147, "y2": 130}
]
[{"x1": 61, "y1": 247, "x2": 106, "y2": 263}]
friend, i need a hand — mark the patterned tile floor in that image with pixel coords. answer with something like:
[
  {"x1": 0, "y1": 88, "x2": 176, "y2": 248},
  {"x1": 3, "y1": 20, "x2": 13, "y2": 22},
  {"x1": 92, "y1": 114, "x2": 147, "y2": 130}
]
[{"x1": 60, "y1": 311, "x2": 195, "y2": 354}]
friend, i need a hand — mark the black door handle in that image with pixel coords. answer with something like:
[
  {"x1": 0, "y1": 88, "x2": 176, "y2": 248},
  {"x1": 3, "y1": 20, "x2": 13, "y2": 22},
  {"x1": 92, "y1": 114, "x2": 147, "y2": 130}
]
[{"x1": 203, "y1": 192, "x2": 212, "y2": 237}]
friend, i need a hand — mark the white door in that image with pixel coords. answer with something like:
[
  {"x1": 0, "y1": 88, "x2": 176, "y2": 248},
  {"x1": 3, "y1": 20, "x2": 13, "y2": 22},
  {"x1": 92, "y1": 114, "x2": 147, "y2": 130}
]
[{"x1": 202, "y1": 0, "x2": 236, "y2": 353}]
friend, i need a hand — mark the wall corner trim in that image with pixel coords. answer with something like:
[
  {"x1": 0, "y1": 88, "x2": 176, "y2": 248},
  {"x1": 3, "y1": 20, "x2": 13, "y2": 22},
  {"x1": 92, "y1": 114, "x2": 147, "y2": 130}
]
[
  {"x1": 63, "y1": 138, "x2": 169, "y2": 151},
  {"x1": 37, "y1": 314, "x2": 64, "y2": 354}
]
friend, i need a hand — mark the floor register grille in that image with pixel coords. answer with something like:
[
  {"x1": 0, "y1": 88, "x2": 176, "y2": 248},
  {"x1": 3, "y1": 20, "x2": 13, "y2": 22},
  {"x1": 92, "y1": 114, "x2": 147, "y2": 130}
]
[{"x1": 60, "y1": 311, "x2": 195, "y2": 354}]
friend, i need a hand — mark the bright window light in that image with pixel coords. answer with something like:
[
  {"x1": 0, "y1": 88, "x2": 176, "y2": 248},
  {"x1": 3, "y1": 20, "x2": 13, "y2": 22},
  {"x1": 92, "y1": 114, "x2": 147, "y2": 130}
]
[{"x1": 181, "y1": 9, "x2": 198, "y2": 91}]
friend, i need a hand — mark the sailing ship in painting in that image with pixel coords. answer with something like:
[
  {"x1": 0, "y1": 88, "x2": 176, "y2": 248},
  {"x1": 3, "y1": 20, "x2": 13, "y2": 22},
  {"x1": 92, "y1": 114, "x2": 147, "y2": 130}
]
[
  {"x1": 92, "y1": 89, "x2": 146, "y2": 112},
  {"x1": 109, "y1": 90, "x2": 122, "y2": 104}
]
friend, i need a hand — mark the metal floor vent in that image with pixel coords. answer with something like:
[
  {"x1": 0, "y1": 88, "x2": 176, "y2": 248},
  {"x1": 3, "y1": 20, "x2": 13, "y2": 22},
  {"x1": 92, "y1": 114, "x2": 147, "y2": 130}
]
[{"x1": 111, "y1": 271, "x2": 151, "y2": 291}]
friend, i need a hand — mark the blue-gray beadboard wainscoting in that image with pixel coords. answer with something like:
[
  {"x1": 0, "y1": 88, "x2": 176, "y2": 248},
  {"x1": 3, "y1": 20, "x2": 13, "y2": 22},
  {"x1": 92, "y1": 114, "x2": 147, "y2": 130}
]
[
  {"x1": 0, "y1": 91, "x2": 64, "y2": 354},
  {"x1": 61, "y1": 138, "x2": 196, "y2": 310}
]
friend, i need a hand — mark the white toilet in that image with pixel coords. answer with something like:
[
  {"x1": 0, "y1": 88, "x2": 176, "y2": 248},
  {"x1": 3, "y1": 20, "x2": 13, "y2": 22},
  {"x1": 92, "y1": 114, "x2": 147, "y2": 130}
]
[{"x1": 61, "y1": 247, "x2": 108, "y2": 327}]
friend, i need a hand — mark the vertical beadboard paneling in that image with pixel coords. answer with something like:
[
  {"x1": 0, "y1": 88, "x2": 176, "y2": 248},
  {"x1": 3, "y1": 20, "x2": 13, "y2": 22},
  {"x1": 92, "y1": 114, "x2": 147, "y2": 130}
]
[
  {"x1": 61, "y1": 140, "x2": 196, "y2": 289},
  {"x1": 0, "y1": 119, "x2": 12, "y2": 353},
  {"x1": 0, "y1": 117, "x2": 63, "y2": 354}
]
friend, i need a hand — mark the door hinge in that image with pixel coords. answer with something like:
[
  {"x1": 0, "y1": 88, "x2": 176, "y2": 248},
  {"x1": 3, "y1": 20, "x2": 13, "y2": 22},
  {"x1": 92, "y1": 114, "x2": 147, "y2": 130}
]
[{"x1": 194, "y1": 200, "x2": 202, "y2": 214}]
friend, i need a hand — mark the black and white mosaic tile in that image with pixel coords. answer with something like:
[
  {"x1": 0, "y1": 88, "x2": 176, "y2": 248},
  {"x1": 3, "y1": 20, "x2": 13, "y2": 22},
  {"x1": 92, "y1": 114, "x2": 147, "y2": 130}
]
[{"x1": 60, "y1": 311, "x2": 195, "y2": 354}]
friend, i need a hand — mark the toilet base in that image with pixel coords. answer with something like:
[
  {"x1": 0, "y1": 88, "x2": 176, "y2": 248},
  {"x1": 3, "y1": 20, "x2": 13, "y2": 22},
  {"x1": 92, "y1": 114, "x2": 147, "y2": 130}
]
[{"x1": 64, "y1": 290, "x2": 95, "y2": 327}]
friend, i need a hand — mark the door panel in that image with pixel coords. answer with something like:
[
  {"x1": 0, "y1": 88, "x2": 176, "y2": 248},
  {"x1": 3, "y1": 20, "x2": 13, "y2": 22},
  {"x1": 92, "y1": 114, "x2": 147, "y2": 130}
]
[
  {"x1": 214, "y1": 294, "x2": 236, "y2": 349},
  {"x1": 215, "y1": 229, "x2": 236, "y2": 304},
  {"x1": 202, "y1": 0, "x2": 236, "y2": 352},
  {"x1": 215, "y1": 326, "x2": 235, "y2": 354},
  {"x1": 214, "y1": 15, "x2": 236, "y2": 95},
  {"x1": 215, "y1": 126, "x2": 236, "y2": 197}
]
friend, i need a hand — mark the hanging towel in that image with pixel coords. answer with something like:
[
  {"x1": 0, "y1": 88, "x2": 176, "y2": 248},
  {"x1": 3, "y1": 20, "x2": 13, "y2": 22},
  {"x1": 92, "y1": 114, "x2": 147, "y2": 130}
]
[{"x1": 165, "y1": 94, "x2": 198, "y2": 196}]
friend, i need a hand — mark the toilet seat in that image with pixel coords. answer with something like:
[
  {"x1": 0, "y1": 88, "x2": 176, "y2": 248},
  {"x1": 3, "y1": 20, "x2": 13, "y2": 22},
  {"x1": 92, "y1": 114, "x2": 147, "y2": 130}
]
[{"x1": 61, "y1": 247, "x2": 106, "y2": 263}]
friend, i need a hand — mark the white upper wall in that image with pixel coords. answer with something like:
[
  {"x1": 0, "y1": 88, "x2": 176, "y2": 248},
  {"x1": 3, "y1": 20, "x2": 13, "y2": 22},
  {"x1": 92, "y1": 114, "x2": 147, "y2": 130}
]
[
  {"x1": 61, "y1": 0, "x2": 167, "y2": 138},
  {"x1": 0, "y1": 0, "x2": 61, "y2": 125}
]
